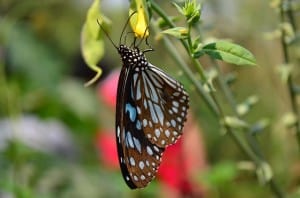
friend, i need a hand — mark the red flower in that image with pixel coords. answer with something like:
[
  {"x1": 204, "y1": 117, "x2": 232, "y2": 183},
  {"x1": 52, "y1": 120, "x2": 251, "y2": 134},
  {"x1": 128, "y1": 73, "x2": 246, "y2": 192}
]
[
  {"x1": 158, "y1": 139, "x2": 184, "y2": 189},
  {"x1": 95, "y1": 130, "x2": 119, "y2": 169},
  {"x1": 157, "y1": 115, "x2": 207, "y2": 197},
  {"x1": 96, "y1": 71, "x2": 120, "y2": 169},
  {"x1": 98, "y1": 70, "x2": 120, "y2": 108}
]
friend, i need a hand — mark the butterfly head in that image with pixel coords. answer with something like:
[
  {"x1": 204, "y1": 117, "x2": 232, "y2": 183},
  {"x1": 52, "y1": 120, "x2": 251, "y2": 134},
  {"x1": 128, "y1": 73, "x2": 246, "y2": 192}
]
[{"x1": 118, "y1": 44, "x2": 147, "y2": 68}]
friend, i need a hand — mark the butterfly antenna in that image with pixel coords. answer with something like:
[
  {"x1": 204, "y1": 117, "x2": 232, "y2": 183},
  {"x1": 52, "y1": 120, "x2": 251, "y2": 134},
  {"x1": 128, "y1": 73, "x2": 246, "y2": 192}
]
[
  {"x1": 136, "y1": 26, "x2": 153, "y2": 53},
  {"x1": 145, "y1": 37, "x2": 153, "y2": 51},
  {"x1": 97, "y1": 19, "x2": 117, "y2": 49},
  {"x1": 132, "y1": 37, "x2": 137, "y2": 48},
  {"x1": 124, "y1": 31, "x2": 134, "y2": 46},
  {"x1": 119, "y1": 11, "x2": 137, "y2": 45},
  {"x1": 136, "y1": 26, "x2": 150, "y2": 48}
]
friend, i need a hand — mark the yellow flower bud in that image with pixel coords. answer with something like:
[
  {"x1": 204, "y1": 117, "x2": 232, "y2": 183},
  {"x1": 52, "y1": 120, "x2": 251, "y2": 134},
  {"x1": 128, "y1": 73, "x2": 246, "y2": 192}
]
[{"x1": 129, "y1": 0, "x2": 149, "y2": 38}]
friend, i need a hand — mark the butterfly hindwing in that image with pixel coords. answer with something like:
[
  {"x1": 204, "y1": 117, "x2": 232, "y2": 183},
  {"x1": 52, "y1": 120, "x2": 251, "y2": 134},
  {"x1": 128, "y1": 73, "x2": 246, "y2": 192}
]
[{"x1": 133, "y1": 64, "x2": 189, "y2": 147}]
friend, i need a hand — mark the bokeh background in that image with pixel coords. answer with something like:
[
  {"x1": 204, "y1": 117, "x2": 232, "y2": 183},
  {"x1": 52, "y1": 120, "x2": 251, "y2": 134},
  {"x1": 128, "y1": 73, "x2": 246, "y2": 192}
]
[{"x1": 1, "y1": 0, "x2": 299, "y2": 197}]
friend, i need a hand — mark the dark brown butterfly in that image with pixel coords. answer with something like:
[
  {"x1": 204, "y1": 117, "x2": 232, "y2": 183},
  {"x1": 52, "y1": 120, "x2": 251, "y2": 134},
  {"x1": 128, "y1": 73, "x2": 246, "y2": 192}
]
[{"x1": 98, "y1": 15, "x2": 189, "y2": 189}]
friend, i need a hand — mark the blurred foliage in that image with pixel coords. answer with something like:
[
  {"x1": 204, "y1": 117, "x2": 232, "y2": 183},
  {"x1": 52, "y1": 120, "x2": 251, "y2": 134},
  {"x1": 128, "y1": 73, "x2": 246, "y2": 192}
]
[{"x1": 0, "y1": 0, "x2": 300, "y2": 197}]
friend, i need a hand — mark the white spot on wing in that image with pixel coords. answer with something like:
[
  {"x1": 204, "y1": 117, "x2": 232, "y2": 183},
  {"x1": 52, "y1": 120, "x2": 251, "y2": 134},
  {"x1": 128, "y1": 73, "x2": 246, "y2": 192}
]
[
  {"x1": 146, "y1": 160, "x2": 150, "y2": 166},
  {"x1": 172, "y1": 106, "x2": 178, "y2": 113},
  {"x1": 136, "y1": 120, "x2": 142, "y2": 130},
  {"x1": 177, "y1": 117, "x2": 182, "y2": 122},
  {"x1": 146, "y1": 146, "x2": 153, "y2": 155},
  {"x1": 155, "y1": 129, "x2": 160, "y2": 138},
  {"x1": 153, "y1": 146, "x2": 159, "y2": 152},
  {"x1": 165, "y1": 129, "x2": 170, "y2": 137},
  {"x1": 143, "y1": 119, "x2": 147, "y2": 127},
  {"x1": 133, "y1": 137, "x2": 141, "y2": 153},
  {"x1": 117, "y1": 126, "x2": 120, "y2": 137},
  {"x1": 154, "y1": 103, "x2": 164, "y2": 125},
  {"x1": 171, "y1": 119, "x2": 176, "y2": 127},
  {"x1": 172, "y1": 101, "x2": 179, "y2": 107},
  {"x1": 136, "y1": 78, "x2": 141, "y2": 100},
  {"x1": 130, "y1": 157, "x2": 135, "y2": 166},
  {"x1": 139, "y1": 161, "x2": 145, "y2": 169},
  {"x1": 148, "y1": 100, "x2": 158, "y2": 123},
  {"x1": 137, "y1": 106, "x2": 141, "y2": 114},
  {"x1": 126, "y1": 132, "x2": 134, "y2": 148}
]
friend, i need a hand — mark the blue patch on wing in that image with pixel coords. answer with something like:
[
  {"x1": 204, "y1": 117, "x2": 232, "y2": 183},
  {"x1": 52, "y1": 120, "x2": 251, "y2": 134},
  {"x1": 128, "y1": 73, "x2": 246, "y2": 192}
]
[{"x1": 125, "y1": 103, "x2": 137, "y2": 122}]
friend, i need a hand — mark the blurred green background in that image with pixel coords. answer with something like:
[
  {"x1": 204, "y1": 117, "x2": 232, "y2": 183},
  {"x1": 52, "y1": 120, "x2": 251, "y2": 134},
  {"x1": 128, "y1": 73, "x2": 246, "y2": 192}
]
[{"x1": 1, "y1": 0, "x2": 300, "y2": 197}]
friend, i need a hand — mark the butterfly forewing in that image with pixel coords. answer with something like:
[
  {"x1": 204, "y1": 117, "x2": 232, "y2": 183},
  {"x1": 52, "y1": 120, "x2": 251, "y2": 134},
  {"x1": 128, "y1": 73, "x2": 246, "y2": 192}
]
[
  {"x1": 116, "y1": 45, "x2": 189, "y2": 189},
  {"x1": 116, "y1": 61, "x2": 165, "y2": 189}
]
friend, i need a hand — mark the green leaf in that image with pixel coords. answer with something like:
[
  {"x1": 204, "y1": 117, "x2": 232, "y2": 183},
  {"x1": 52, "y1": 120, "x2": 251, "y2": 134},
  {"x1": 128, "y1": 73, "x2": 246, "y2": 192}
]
[
  {"x1": 173, "y1": 0, "x2": 201, "y2": 25},
  {"x1": 192, "y1": 50, "x2": 205, "y2": 58},
  {"x1": 192, "y1": 36, "x2": 204, "y2": 58},
  {"x1": 172, "y1": 2, "x2": 185, "y2": 15},
  {"x1": 162, "y1": 27, "x2": 188, "y2": 39},
  {"x1": 202, "y1": 41, "x2": 257, "y2": 66},
  {"x1": 81, "y1": 0, "x2": 106, "y2": 86}
]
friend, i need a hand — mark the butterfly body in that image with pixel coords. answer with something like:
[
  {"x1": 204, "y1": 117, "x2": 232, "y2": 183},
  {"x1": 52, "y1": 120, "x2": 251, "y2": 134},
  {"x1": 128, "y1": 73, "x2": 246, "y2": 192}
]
[{"x1": 116, "y1": 44, "x2": 189, "y2": 189}]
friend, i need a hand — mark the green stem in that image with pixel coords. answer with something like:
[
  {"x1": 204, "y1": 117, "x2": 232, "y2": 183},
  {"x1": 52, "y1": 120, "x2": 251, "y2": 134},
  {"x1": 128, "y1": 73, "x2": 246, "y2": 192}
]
[
  {"x1": 187, "y1": 23, "x2": 193, "y2": 53},
  {"x1": 279, "y1": 0, "x2": 300, "y2": 150},
  {"x1": 287, "y1": 0, "x2": 297, "y2": 30},
  {"x1": 208, "y1": 76, "x2": 284, "y2": 198},
  {"x1": 211, "y1": 59, "x2": 237, "y2": 111},
  {"x1": 151, "y1": 1, "x2": 208, "y2": 83},
  {"x1": 0, "y1": 58, "x2": 18, "y2": 198},
  {"x1": 151, "y1": 23, "x2": 219, "y2": 115},
  {"x1": 211, "y1": 59, "x2": 265, "y2": 158},
  {"x1": 211, "y1": 53, "x2": 284, "y2": 197}
]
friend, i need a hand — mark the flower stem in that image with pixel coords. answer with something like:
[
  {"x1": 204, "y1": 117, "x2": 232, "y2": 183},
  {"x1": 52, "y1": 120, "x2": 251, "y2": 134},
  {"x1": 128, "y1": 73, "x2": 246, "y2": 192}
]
[
  {"x1": 150, "y1": 1, "x2": 208, "y2": 82},
  {"x1": 211, "y1": 60, "x2": 285, "y2": 197},
  {"x1": 279, "y1": 0, "x2": 300, "y2": 150},
  {"x1": 151, "y1": 23, "x2": 219, "y2": 115}
]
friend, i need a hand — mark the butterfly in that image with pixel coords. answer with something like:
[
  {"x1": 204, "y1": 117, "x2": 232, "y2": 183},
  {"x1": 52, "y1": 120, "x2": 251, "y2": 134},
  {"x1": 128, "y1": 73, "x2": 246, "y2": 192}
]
[
  {"x1": 115, "y1": 43, "x2": 189, "y2": 188},
  {"x1": 97, "y1": 17, "x2": 189, "y2": 189}
]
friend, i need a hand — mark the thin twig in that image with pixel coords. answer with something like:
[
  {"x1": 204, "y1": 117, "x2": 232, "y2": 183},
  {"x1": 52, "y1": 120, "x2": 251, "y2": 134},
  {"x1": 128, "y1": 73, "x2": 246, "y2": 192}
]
[{"x1": 279, "y1": 0, "x2": 300, "y2": 149}]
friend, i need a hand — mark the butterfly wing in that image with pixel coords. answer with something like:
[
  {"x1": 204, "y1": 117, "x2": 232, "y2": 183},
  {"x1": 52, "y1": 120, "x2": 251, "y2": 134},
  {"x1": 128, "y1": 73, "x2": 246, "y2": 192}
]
[
  {"x1": 133, "y1": 64, "x2": 189, "y2": 147},
  {"x1": 116, "y1": 65, "x2": 165, "y2": 189}
]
